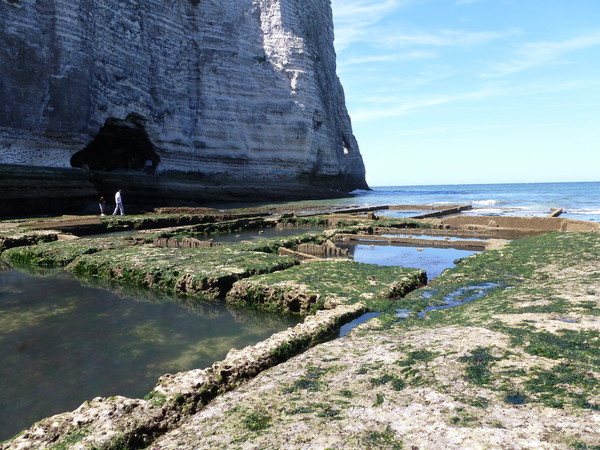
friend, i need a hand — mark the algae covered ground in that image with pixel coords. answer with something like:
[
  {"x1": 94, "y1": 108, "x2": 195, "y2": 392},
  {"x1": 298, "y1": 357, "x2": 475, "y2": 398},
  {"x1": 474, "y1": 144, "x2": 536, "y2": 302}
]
[
  {"x1": 1, "y1": 213, "x2": 599, "y2": 448},
  {"x1": 149, "y1": 232, "x2": 600, "y2": 449},
  {"x1": 227, "y1": 260, "x2": 426, "y2": 314}
]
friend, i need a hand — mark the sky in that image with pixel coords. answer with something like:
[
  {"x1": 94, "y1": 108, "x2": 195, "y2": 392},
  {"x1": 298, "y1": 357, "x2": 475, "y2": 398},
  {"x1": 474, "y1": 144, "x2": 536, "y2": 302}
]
[{"x1": 330, "y1": 0, "x2": 600, "y2": 187}]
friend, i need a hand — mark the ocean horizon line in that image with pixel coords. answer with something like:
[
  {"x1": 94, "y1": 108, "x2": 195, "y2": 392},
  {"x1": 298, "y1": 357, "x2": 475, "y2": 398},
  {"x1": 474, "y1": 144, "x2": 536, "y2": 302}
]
[{"x1": 366, "y1": 180, "x2": 600, "y2": 189}]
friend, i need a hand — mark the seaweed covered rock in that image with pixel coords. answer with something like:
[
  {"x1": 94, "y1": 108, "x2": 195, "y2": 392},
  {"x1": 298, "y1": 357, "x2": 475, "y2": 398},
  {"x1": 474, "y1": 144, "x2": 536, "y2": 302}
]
[
  {"x1": 227, "y1": 260, "x2": 427, "y2": 313},
  {"x1": 68, "y1": 246, "x2": 299, "y2": 300},
  {"x1": 1, "y1": 237, "x2": 140, "y2": 267}
]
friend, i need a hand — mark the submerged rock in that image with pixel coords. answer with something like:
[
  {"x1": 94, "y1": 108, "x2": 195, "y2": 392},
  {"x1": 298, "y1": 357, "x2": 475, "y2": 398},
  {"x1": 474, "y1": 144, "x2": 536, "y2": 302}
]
[{"x1": 0, "y1": 0, "x2": 367, "y2": 216}]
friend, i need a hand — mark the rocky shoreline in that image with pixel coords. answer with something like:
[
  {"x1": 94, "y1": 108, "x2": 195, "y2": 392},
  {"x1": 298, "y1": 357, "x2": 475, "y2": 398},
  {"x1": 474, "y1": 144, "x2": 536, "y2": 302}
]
[{"x1": 1, "y1": 208, "x2": 599, "y2": 448}]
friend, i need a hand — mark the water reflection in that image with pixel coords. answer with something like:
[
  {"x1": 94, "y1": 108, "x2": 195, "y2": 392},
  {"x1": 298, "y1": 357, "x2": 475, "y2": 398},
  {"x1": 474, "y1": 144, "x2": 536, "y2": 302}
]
[
  {"x1": 342, "y1": 244, "x2": 478, "y2": 279},
  {"x1": 195, "y1": 226, "x2": 324, "y2": 243},
  {"x1": 0, "y1": 268, "x2": 299, "y2": 440}
]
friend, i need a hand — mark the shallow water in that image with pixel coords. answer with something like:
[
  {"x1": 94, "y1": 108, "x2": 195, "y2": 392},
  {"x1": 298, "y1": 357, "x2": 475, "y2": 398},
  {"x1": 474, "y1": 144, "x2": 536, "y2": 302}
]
[
  {"x1": 343, "y1": 244, "x2": 478, "y2": 280},
  {"x1": 0, "y1": 269, "x2": 299, "y2": 440},
  {"x1": 374, "y1": 210, "x2": 429, "y2": 218},
  {"x1": 198, "y1": 226, "x2": 324, "y2": 243},
  {"x1": 218, "y1": 182, "x2": 600, "y2": 222},
  {"x1": 380, "y1": 234, "x2": 490, "y2": 242},
  {"x1": 83, "y1": 229, "x2": 139, "y2": 239},
  {"x1": 338, "y1": 312, "x2": 382, "y2": 337},
  {"x1": 416, "y1": 283, "x2": 501, "y2": 318}
]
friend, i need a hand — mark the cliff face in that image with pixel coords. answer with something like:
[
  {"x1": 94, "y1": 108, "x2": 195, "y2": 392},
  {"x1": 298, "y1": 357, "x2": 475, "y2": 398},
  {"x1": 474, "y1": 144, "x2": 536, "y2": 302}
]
[{"x1": 0, "y1": 0, "x2": 367, "y2": 215}]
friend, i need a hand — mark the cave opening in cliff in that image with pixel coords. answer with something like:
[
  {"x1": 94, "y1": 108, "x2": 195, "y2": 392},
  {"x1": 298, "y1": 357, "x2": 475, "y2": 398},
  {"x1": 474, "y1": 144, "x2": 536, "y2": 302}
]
[{"x1": 71, "y1": 116, "x2": 160, "y2": 173}]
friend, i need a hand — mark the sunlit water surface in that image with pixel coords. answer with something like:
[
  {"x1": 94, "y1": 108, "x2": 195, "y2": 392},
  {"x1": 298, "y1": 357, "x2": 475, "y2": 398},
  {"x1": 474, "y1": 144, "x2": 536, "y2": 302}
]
[
  {"x1": 0, "y1": 269, "x2": 299, "y2": 440},
  {"x1": 343, "y1": 244, "x2": 478, "y2": 280}
]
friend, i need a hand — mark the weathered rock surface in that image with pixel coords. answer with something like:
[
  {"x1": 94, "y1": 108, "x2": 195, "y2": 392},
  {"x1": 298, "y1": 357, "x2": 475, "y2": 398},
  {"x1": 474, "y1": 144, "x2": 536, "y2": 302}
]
[{"x1": 0, "y1": 0, "x2": 367, "y2": 216}]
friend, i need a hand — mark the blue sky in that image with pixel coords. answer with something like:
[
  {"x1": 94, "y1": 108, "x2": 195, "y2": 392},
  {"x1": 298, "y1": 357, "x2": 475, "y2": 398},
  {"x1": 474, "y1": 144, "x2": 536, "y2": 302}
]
[{"x1": 330, "y1": 0, "x2": 600, "y2": 186}]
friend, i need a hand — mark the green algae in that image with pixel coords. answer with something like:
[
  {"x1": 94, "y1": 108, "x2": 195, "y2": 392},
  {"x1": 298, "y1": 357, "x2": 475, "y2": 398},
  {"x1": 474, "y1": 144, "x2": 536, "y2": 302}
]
[
  {"x1": 144, "y1": 391, "x2": 167, "y2": 407},
  {"x1": 0, "y1": 231, "x2": 58, "y2": 254},
  {"x1": 361, "y1": 426, "x2": 403, "y2": 449},
  {"x1": 370, "y1": 373, "x2": 406, "y2": 391},
  {"x1": 377, "y1": 232, "x2": 600, "y2": 325},
  {"x1": 1, "y1": 237, "x2": 139, "y2": 267},
  {"x1": 67, "y1": 246, "x2": 298, "y2": 300},
  {"x1": 99, "y1": 213, "x2": 261, "y2": 233},
  {"x1": 458, "y1": 347, "x2": 503, "y2": 386},
  {"x1": 524, "y1": 364, "x2": 599, "y2": 410},
  {"x1": 227, "y1": 260, "x2": 426, "y2": 314},
  {"x1": 48, "y1": 431, "x2": 90, "y2": 450},
  {"x1": 282, "y1": 366, "x2": 331, "y2": 393},
  {"x1": 6, "y1": 215, "x2": 600, "y2": 447},
  {"x1": 241, "y1": 409, "x2": 272, "y2": 431},
  {"x1": 148, "y1": 217, "x2": 271, "y2": 240},
  {"x1": 389, "y1": 232, "x2": 600, "y2": 411},
  {"x1": 227, "y1": 232, "x2": 326, "y2": 254}
]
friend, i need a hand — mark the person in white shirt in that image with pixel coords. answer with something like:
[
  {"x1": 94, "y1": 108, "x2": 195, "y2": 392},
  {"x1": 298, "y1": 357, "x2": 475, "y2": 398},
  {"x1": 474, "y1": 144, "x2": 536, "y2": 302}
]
[{"x1": 112, "y1": 189, "x2": 125, "y2": 215}]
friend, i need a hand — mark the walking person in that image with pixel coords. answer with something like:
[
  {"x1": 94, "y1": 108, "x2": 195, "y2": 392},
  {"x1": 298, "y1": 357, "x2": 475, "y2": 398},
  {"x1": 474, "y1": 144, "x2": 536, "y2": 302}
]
[
  {"x1": 98, "y1": 196, "x2": 106, "y2": 216},
  {"x1": 112, "y1": 189, "x2": 125, "y2": 215}
]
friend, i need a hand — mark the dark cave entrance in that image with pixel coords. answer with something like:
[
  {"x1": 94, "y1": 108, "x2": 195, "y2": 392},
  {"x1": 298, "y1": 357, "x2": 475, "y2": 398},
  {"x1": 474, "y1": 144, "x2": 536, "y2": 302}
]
[{"x1": 71, "y1": 115, "x2": 160, "y2": 173}]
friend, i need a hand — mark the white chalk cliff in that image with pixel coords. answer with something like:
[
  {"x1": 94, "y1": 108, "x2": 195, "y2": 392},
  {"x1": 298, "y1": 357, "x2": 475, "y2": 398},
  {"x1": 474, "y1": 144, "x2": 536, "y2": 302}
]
[{"x1": 0, "y1": 0, "x2": 368, "y2": 213}]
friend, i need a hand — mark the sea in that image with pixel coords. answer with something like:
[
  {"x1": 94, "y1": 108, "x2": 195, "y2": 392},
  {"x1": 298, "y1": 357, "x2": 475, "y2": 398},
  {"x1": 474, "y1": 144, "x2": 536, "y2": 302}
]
[{"x1": 330, "y1": 181, "x2": 600, "y2": 223}]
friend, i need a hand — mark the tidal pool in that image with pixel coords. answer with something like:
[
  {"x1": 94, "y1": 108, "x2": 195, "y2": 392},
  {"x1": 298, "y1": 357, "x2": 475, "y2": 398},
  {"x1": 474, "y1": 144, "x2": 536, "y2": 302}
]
[
  {"x1": 0, "y1": 269, "x2": 300, "y2": 440},
  {"x1": 374, "y1": 210, "x2": 427, "y2": 218},
  {"x1": 197, "y1": 226, "x2": 324, "y2": 243},
  {"x1": 343, "y1": 244, "x2": 478, "y2": 279},
  {"x1": 380, "y1": 234, "x2": 490, "y2": 242}
]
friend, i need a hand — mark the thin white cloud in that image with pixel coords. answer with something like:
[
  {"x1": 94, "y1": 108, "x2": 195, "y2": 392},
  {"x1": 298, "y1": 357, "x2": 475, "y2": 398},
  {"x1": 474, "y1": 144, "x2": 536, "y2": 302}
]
[
  {"x1": 351, "y1": 79, "x2": 599, "y2": 122},
  {"x1": 339, "y1": 51, "x2": 437, "y2": 68},
  {"x1": 455, "y1": 0, "x2": 488, "y2": 5},
  {"x1": 352, "y1": 89, "x2": 497, "y2": 121},
  {"x1": 483, "y1": 30, "x2": 600, "y2": 77},
  {"x1": 331, "y1": 0, "x2": 414, "y2": 50},
  {"x1": 332, "y1": 0, "x2": 411, "y2": 22},
  {"x1": 381, "y1": 29, "x2": 519, "y2": 48},
  {"x1": 333, "y1": 0, "x2": 518, "y2": 52}
]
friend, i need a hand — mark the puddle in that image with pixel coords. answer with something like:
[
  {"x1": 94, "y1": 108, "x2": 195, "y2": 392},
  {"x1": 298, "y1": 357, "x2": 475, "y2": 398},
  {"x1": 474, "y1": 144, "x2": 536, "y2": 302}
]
[
  {"x1": 504, "y1": 393, "x2": 528, "y2": 405},
  {"x1": 338, "y1": 312, "x2": 382, "y2": 337},
  {"x1": 341, "y1": 244, "x2": 478, "y2": 279},
  {"x1": 557, "y1": 318, "x2": 578, "y2": 324},
  {"x1": 395, "y1": 309, "x2": 412, "y2": 319},
  {"x1": 416, "y1": 283, "x2": 502, "y2": 318},
  {"x1": 0, "y1": 269, "x2": 300, "y2": 440},
  {"x1": 339, "y1": 284, "x2": 502, "y2": 337}
]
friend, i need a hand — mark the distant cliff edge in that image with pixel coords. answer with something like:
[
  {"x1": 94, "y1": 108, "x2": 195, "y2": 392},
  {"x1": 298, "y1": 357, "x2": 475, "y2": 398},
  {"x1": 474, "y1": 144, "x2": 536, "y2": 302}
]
[{"x1": 0, "y1": 0, "x2": 368, "y2": 216}]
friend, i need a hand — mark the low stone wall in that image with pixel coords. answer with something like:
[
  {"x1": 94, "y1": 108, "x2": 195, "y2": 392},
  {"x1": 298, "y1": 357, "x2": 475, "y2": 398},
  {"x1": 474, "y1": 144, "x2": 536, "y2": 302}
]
[
  {"x1": 297, "y1": 240, "x2": 348, "y2": 257},
  {"x1": 334, "y1": 233, "x2": 488, "y2": 251},
  {"x1": 0, "y1": 231, "x2": 59, "y2": 253},
  {"x1": 411, "y1": 205, "x2": 472, "y2": 219},
  {"x1": 440, "y1": 215, "x2": 600, "y2": 232}
]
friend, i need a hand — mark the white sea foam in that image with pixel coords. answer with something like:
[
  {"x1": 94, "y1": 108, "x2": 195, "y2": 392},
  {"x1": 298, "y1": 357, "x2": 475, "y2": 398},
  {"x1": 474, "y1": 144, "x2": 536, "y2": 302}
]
[
  {"x1": 466, "y1": 206, "x2": 548, "y2": 217},
  {"x1": 567, "y1": 208, "x2": 600, "y2": 215},
  {"x1": 472, "y1": 199, "x2": 497, "y2": 206},
  {"x1": 464, "y1": 208, "x2": 504, "y2": 216}
]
